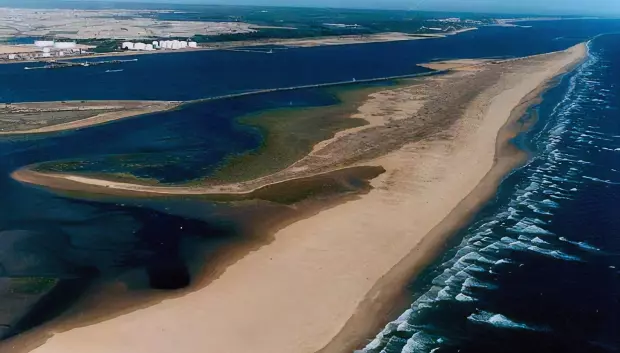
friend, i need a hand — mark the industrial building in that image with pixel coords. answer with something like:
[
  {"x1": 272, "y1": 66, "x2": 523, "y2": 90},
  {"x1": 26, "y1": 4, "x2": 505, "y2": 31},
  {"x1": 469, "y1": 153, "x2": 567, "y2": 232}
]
[{"x1": 122, "y1": 40, "x2": 198, "y2": 51}]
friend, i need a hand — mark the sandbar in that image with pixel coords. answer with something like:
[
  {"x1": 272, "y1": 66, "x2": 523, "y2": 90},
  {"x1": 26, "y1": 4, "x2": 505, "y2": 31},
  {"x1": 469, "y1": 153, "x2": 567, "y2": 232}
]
[{"x1": 9, "y1": 43, "x2": 586, "y2": 353}]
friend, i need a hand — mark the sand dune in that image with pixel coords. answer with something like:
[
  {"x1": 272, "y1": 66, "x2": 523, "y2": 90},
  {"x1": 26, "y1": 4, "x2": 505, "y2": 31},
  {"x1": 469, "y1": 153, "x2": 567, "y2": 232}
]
[{"x1": 12, "y1": 44, "x2": 586, "y2": 353}]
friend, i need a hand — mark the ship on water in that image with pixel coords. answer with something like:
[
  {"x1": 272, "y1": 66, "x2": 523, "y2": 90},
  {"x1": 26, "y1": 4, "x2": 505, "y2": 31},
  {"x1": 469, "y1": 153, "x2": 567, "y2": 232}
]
[{"x1": 24, "y1": 58, "x2": 138, "y2": 70}]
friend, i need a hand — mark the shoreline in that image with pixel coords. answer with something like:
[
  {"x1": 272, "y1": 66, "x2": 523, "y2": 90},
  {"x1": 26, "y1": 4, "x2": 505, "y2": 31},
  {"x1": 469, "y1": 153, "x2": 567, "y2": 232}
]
[
  {"x1": 0, "y1": 100, "x2": 180, "y2": 135},
  {"x1": 318, "y1": 44, "x2": 588, "y2": 353},
  {"x1": 315, "y1": 71, "x2": 570, "y2": 353},
  {"x1": 7, "y1": 44, "x2": 586, "y2": 353},
  {"x1": 0, "y1": 29, "x2": 476, "y2": 66}
]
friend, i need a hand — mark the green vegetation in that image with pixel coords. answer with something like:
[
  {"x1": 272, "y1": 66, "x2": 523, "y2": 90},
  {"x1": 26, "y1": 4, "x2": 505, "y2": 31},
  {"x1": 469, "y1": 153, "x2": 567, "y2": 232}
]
[
  {"x1": 76, "y1": 38, "x2": 123, "y2": 53},
  {"x1": 207, "y1": 85, "x2": 385, "y2": 183},
  {"x1": 150, "y1": 6, "x2": 496, "y2": 43},
  {"x1": 10, "y1": 277, "x2": 58, "y2": 295}
]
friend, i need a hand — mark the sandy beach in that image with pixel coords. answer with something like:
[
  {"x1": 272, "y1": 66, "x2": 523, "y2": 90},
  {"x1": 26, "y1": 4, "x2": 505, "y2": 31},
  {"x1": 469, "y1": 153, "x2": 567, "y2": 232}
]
[{"x1": 8, "y1": 43, "x2": 586, "y2": 353}]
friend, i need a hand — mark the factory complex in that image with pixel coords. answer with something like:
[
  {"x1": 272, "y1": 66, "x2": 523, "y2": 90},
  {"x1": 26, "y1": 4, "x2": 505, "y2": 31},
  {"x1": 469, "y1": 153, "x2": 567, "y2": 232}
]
[
  {"x1": 121, "y1": 40, "x2": 198, "y2": 51},
  {"x1": 0, "y1": 40, "x2": 91, "y2": 62}
]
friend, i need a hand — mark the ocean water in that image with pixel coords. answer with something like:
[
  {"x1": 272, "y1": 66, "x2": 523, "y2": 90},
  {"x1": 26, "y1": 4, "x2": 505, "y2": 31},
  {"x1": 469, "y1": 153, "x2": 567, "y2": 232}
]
[{"x1": 359, "y1": 34, "x2": 620, "y2": 353}]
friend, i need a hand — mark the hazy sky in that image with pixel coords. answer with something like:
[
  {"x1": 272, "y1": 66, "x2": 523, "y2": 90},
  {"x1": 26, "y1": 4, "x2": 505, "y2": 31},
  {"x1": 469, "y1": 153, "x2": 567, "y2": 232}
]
[{"x1": 68, "y1": 0, "x2": 620, "y2": 15}]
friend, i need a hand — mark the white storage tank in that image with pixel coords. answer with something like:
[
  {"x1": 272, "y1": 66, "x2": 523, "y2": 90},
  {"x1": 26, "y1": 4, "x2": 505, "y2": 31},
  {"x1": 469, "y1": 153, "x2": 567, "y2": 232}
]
[
  {"x1": 42, "y1": 47, "x2": 51, "y2": 53},
  {"x1": 188, "y1": 41, "x2": 198, "y2": 48},
  {"x1": 54, "y1": 41, "x2": 76, "y2": 49},
  {"x1": 145, "y1": 44, "x2": 154, "y2": 51},
  {"x1": 122, "y1": 42, "x2": 134, "y2": 50},
  {"x1": 35, "y1": 40, "x2": 55, "y2": 48},
  {"x1": 165, "y1": 41, "x2": 173, "y2": 49},
  {"x1": 180, "y1": 41, "x2": 188, "y2": 48},
  {"x1": 134, "y1": 42, "x2": 147, "y2": 50}
]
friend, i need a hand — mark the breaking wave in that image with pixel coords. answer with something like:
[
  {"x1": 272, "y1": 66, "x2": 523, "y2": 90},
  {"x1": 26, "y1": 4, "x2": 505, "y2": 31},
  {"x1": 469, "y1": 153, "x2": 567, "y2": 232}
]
[{"x1": 468, "y1": 311, "x2": 545, "y2": 331}]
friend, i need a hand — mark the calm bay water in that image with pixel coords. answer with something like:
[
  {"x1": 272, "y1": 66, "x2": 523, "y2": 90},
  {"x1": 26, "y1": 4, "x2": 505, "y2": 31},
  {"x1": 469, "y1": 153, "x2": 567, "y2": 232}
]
[
  {"x1": 1, "y1": 19, "x2": 620, "y2": 342},
  {"x1": 2, "y1": 20, "x2": 620, "y2": 102},
  {"x1": 360, "y1": 33, "x2": 620, "y2": 353}
]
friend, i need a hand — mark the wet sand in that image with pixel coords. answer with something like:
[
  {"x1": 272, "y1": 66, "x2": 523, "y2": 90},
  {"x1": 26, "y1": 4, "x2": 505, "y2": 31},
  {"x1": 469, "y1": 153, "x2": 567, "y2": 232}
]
[{"x1": 11, "y1": 44, "x2": 586, "y2": 353}]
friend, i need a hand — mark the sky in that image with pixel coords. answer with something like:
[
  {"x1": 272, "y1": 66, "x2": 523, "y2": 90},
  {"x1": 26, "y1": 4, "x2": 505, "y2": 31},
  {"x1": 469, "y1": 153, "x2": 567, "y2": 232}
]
[
  {"x1": 88, "y1": 0, "x2": 620, "y2": 15},
  {"x1": 14, "y1": 0, "x2": 620, "y2": 15}
]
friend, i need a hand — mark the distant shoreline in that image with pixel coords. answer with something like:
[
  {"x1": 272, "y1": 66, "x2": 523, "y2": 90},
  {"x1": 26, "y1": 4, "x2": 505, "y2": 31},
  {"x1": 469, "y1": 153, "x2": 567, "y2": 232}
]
[
  {"x1": 0, "y1": 100, "x2": 180, "y2": 135},
  {"x1": 0, "y1": 29, "x2": 476, "y2": 66}
]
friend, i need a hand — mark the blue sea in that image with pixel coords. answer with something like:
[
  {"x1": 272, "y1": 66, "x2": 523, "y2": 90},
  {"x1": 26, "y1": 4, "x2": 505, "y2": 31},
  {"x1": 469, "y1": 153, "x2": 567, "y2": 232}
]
[
  {"x1": 1, "y1": 19, "x2": 620, "y2": 344},
  {"x1": 359, "y1": 34, "x2": 620, "y2": 353}
]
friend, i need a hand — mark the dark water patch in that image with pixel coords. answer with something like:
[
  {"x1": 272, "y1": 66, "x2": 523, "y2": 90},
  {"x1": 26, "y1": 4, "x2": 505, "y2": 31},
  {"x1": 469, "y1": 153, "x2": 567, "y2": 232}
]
[{"x1": 8, "y1": 277, "x2": 90, "y2": 340}]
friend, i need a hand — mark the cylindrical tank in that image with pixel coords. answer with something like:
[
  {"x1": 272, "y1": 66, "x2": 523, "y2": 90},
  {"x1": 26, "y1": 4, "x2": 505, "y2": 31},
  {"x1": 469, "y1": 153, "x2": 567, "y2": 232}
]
[
  {"x1": 180, "y1": 41, "x2": 188, "y2": 48},
  {"x1": 134, "y1": 42, "x2": 147, "y2": 50},
  {"x1": 42, "y1": 47, "x2": 51, "y2": 53},
  {"x1": 188, "y1": 42, "x2": 198, "y2": 48},
  {"x1": 122, "y1": 42, "x2": 134, "y2": 50},
  {"x1": 145, "y1": 44, "x2": 154, "y2": 51},
  {"x1": 35, "y1": 40, "x2": 55, "y2": 48},
  {"x1": 152, "y1": 41, "x2": 159, "y2": 47}
]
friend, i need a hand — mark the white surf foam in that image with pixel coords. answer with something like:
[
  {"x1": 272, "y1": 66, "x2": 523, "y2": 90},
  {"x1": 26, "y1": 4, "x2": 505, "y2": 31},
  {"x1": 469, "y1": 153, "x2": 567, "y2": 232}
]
[
  {"x1": 559, "y1": 237, "x2": 601, "y2": 252},
  {"x1": 583, "y1": 176, "x2": 620, "y2": 185},
  {"x1": 467, "y1": 311, "x2": 540, "y2": 331}
]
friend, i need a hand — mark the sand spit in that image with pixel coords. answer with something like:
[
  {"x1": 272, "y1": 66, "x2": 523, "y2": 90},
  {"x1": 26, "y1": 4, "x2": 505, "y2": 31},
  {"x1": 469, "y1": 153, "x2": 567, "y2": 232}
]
[
  {"x1": 418, "y1": 58, "x2": 496, "y2": 71},
  {"x1": 11, "y1": 44, "x2": 586, "y2": 353},
  {"x1": 0, "y1": 101, "x2": 180, "y2": 135}
]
